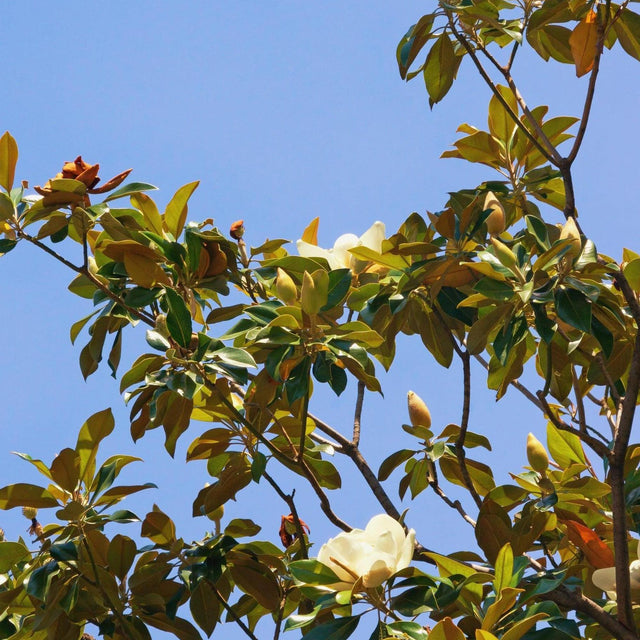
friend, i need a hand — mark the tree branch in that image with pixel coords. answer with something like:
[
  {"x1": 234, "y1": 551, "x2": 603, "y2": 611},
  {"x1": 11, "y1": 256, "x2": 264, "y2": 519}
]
[
  {"x1": 457, "y1": 351, "x2": 482, "y2": 509},
  {"x1": 352, "y1": 381, "x2": 365, "y2": 446}
]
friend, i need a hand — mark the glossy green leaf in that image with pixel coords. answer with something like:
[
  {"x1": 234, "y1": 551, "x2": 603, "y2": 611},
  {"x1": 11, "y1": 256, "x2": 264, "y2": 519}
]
[
  {"x1": 0, "y1": 483, "x2": 59, "y2": 509},
  {"x1": 164, "y1": 181, "x2": 199, "y2": 239},
  {"x1": 103, "y1": 181, "x2": 158, "y2": 202},
  {"x1": 289, "y1": 559, "x2": 341, "y2": 585},
  {"x1": 555, "y1": 287, "x2": 591, "y2": 333},
  {"x1": 301, "y1": 615, "x2": 360, "y2": 640},
  {"x1": 614, "y1": 8, "x2": 640, "y2": 61},
  {"x1": 423, "y1": 33, "x2": 459, "y2": 106},
  {"x1": 165, "y1": 287, "x2": 193, "y2": 348},
  {"x1": 75, "y1": 408, "x2": 115, "y2": 487},
  {"x1": 0, "y1": 541, "x2": 30, "y2": 572},
  {"x1": 190, "y1": 579, "x2": 220, "y2": 636}
]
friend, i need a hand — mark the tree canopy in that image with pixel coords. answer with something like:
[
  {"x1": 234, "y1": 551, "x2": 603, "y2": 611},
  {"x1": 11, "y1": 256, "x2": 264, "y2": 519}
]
[{"x1": 2, "y1": 1, "x2": 640, "y2": 639}]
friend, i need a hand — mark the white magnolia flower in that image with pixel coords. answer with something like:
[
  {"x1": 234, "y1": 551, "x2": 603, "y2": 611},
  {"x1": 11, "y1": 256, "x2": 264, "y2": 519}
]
[
  {"x1": 296, "y1": 221, "x2": 385, "y2": 271},
  {"x1": 317, "y1": 514, "x2": 416, "y2": 590},
  {"x1": 592, "y1": 540, "x2": 640, "y2": 600}
]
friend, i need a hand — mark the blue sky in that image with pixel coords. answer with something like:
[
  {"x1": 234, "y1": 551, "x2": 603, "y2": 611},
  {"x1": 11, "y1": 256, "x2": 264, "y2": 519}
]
[{"x1": 1, "y1": 2, "x2": 639, "y2": 638}]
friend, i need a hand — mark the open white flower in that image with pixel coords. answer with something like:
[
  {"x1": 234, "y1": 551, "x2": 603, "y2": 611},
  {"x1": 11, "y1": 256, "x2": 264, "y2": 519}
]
[
  {"x1": 317, "y1": 514, "x2": 415, "y2": 590},
  {"x1": 592, "y1": 540, "x2": 640, "y2": 600},
  {"x1": 296, "y1": 221, "x2": 385, "y2": 271}
]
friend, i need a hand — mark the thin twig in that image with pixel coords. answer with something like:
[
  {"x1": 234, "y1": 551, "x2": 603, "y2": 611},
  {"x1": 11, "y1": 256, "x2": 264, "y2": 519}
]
[
  {"x1": 536, "y1": 392, "x2": 610, "y2": 459},
  {"x1": 571, "y1": 366, "x2": 587, "y2": 433},
  {"x1": 429, "y1": 482, "x2": 476, "y2": 527},
  {"x1": 457, "y1": 352, "x2": 482, "y2": 508},
  {"x1": 446, "y1": 14, "x2": 557, "y2": 165},
  {"x1": 352, "y1": 381, "x2": 365, "y2": 446},
  {"x1": 262, "y1": 474, "x2": 309, "y2": 558},
  {"x1": 474, "y1": 353, "x2": 545, "y2": 410},
  {"x1": 565, "y1": 11, "x2": 606, "y2": 166},
  {"x1": 213, "y1": 586, "x2": 260, "y2": 640},
  {"x1": 548, "y1": 587, "x2": 639, "y2": 640}
]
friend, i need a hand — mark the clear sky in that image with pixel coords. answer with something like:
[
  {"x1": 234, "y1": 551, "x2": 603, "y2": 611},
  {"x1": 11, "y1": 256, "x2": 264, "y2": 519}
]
[{"x1": 1, "y1": 2, "x2": 639, "y2": 638}]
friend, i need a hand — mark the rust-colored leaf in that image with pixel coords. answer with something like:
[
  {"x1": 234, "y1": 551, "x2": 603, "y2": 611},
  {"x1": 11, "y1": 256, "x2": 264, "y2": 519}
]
[
  {"x1": 301, "y1": 216, "x2": 319, "y2": 244},
  {"x1": 569, "y1": 11, "x2": 598, "y2": 77},
  {"x1": 564, "y1": 519, "x2": 614, "y2": 568}
]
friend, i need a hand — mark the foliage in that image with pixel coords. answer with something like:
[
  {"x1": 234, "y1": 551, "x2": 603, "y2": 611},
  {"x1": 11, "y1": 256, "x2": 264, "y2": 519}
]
[{"x1": 2, "y1": 1, "x2": 640, "y2": 639}]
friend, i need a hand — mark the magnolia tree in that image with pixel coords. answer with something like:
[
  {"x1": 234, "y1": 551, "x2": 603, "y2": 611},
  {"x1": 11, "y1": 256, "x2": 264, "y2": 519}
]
[{"x1": 1, "y1": 1, "x2": 640, "y2": 639}]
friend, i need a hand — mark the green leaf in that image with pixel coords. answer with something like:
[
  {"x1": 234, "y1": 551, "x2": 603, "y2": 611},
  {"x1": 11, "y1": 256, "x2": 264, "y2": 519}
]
[
  {"x1": 107, "y1": 534, "x2": 137, "y2": 579},
  {"x1": 0, "y1": 541, "x2": 29, "y2": 572},
  {"x1": 614, "y1": 9, "x2": 640, "y2": 61},
  {"x1": 423, "y1": 33, "x2": 460, "y2": 106},
  {"x1": 386, "y1": 621, "x2": 429, "y2": 640},
  {"x1": 289, "y1": 559, "x2": 341, "y2": 585},
  {"x1": 165, "y1": 288, "x2": 193, "y2": 348},
  {"x1": 164, "y1": 181, "x2": 199, "y2": 239},
  {"x1": 0, "y1": 483, "x2": 59, "y2": 509},
  {"x1": 141, "y1": 506, "x2": 176, "y2": 545},
  {"x1": 103, "y1": 181, "x2": 158, "y2": 202},
  {"x1": 546, "y1": 423, "x2": 586, "y2": 467},
  {"x1": 555, "y1": 287, "x2": 591, "y2": 333},
  {"x1": 213, "y1": 346, "x2": 257, "y2": 369},
  {"x1": 190, "y1": 579, "x2": 219, "y2": 636},
  {"x1": 494, "y1": 542, "x2": 514, "y2": 594},
  {"x1": 0, "y1": 132, "x2": 18, "y2": 193},
  {"x1": 49, "y1": 541, "x2": 78, "y2": 562},
  {"x1": 224, "y1": 518, "x2": 261, "y2": 538},
  {"x1": 75, "y1": 408, "x2": 115, "y2": 487},
  {"x1": 50, "y1": 448, "x2": 81, "y2": 493},
  {"x1": 0, "y1": 192, "x2": 15, "y2": 221},
  {"x1": 302, "y1": 615, "x2": 360, "y2": 640},
  {"x1": 0, "y1": 238, "x2": 17, "y2": 256}
]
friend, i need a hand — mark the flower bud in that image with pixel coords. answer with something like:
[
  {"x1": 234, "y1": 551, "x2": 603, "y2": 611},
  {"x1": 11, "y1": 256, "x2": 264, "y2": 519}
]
[
  {"x1": 22, "y1": 507, "x2": 38, "y2": 520},
  {"x1": 559, "y1": 217, "x2": 581, "y2": 260},
  {"x1": 527, "y1": 432, "x2": 549, "y2": 472},
  {"x1": 276, "y1": 268, "x2": 298, "y2": 305},
  {"x1": 230, "y1": 220, "x2": 244, "y2": 240},
  {"x1": 483, "y1": 191, "x2": 506, "y2": 235},
  {"x1": 407, "y1": 391, "x2": 431, "y2": 429}
]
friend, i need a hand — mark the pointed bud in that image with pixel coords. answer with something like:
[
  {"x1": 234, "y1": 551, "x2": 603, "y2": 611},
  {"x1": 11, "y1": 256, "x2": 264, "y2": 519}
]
[
  {"x1": 407, "y1": 390, "x2": 431, "y2": 429},
  {"x1": 483, "y1": 191, "x2": 506, "y2": 235},
  {"x1": 276, "y1": 268, "x2": 298, "y2": 305},
  {"x1": 559, "y1": 217, "x2": 582, "y2": 259},
  {"x1": 527, "y1": 432, "x2": 549, "y2": 472},
  {"x1": 301, "y1": 271, "x2": 322, "y2": 315}
]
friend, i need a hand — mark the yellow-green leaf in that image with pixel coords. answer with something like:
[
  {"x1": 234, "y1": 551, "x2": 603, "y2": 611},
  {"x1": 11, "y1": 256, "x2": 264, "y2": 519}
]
[
  {"x1": 164, "y1": 181, "x2": 199, "y2": 239},
  {"x1": 569, "y1": 11, "x2": 598, "y2": 77},
  {"x1": 0, "y1": 483, "x2": 59, "y2": 509},
  {"x1": 0, "y1": 132, "x2": 18, "y2": 193}
]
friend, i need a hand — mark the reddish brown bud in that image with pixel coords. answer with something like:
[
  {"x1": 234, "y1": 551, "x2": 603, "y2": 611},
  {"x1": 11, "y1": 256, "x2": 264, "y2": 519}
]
[
  {"x1": 279, "y1": 513, "x2": 310, "y2": 548},
  {"x1": 230, "y1": 219, "x2": 245, "y2": 240}
]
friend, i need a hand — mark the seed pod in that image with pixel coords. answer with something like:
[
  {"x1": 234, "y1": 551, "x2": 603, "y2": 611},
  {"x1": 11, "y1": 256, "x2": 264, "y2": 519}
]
[
  {"x1": 527, "y1": 432, "x2": 549, "y2": 472},
  {"x1": 483, "y1": 191, "x2": 506, "y2": 235},
  {"x1": 22, "y1": 507, "x2": 38, "y2": 520},
  {"x1": 559, "y1": 217, "x2": 582, "y2": 260},
  {"x1": 407, "y1": 390, "x2": 431, "y2": 429},
  {"x1": 276, "y1": 268, "x2": 298, "y2": 305}
]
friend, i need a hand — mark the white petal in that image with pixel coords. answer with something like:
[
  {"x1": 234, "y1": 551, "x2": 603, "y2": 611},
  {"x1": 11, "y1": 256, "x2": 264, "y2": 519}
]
[
  {"x1": 397, "y1": 528, "x2": 416, "y2": 571},
  {"x1": 333, "y1": 233, "x2": 359, "y2": 252},
  {"x1": 297, "y1": 239, "x2": 330, "y2": 261},
  {"x1": 358, "y1": 221, "x2": 385, "y2": 253},
  {"x1": 365, "y1": 514, "x2": 406, "y2": 553},
  {"x1": 630, "y1": 561, "x2": 640, "y2": 589},
  {"x1": 592, "y1": 567, "x2": 617, "y2": 593},
  {"x1": 362, "y1": 557, "x2": 394, "y2": 588}
]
